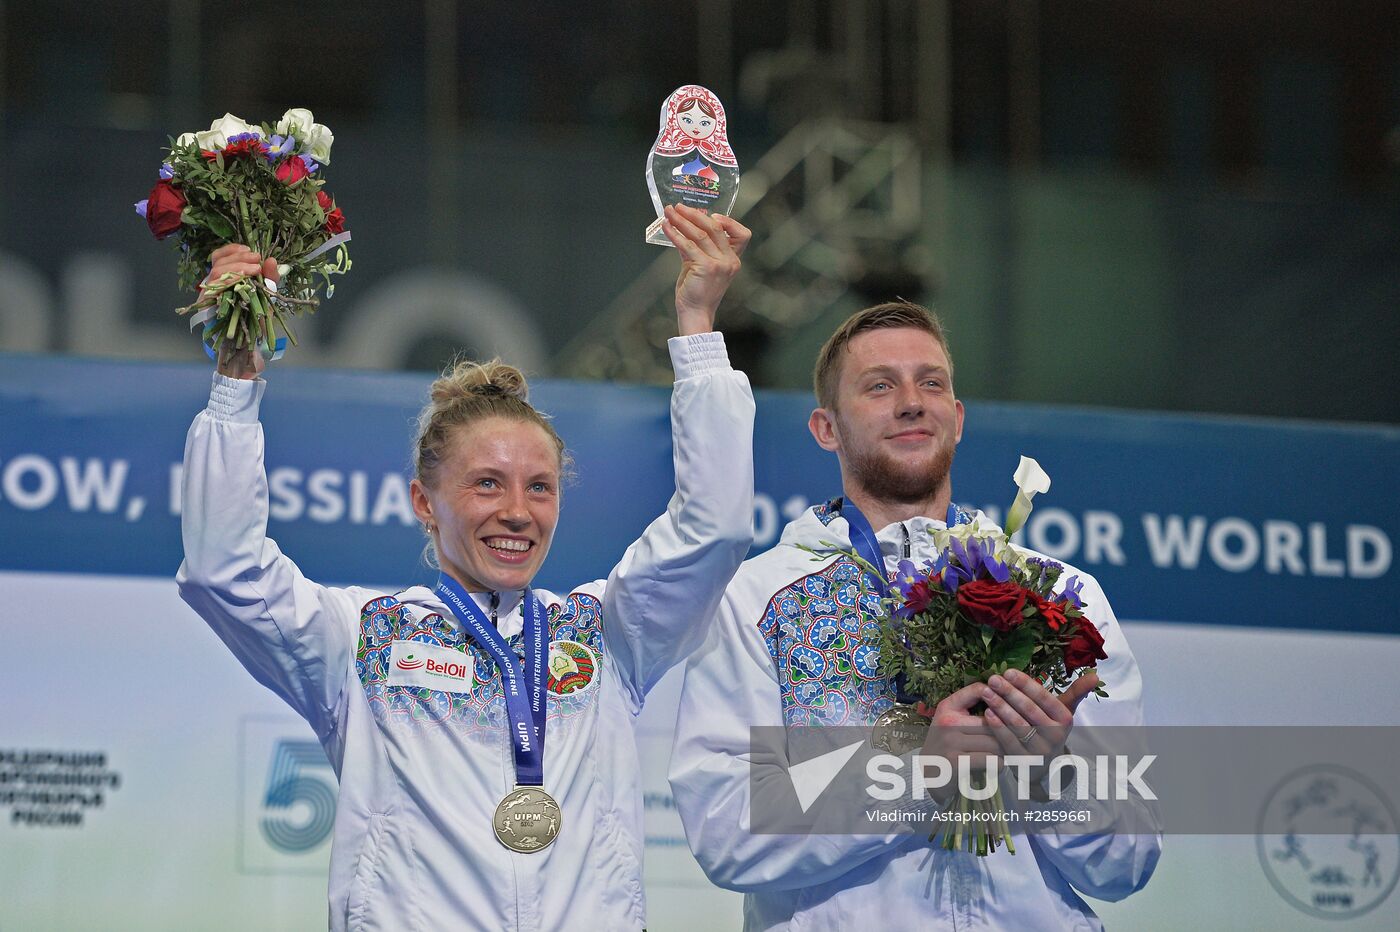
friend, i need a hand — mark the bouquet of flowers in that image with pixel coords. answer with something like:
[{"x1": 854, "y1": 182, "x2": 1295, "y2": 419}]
[
  {"x1": 872, "y1": 457, "x2": 1108, "y2": 856},
  {"x1": 135, "y1": 109, "x2": 351, "y2": 360}
]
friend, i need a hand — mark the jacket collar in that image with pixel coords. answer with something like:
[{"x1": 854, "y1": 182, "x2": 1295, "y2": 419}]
[{"x1": 779, "y1": 497, "x2": 988, "y2": 563}]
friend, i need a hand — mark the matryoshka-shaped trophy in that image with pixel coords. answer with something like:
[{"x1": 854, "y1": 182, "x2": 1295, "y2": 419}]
[{"x1": 645, "y1": 85, "x2": 741, "y2": 246}]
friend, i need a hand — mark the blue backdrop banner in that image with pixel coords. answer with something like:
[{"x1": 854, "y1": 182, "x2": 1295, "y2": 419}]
[{"x1": 1, "y1": 353, "x2": 1395, "y2": 634}]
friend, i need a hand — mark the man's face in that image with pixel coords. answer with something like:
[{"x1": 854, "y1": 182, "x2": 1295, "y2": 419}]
[{"x1": 809, "y1": 327, "x2": 964, "y2": 504}]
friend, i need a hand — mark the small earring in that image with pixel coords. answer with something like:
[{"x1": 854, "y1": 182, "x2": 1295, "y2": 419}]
[{"x1": 425, "y1": 522, "x2": 436, "y2": 533}]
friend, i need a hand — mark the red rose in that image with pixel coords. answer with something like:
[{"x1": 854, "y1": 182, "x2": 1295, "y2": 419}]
[
  {"x1": 902, "y1": 580, "x2": 936, "y2": 617},
  {"x1": 1063, "y1": 618, "x2": 1107, "y2": 670},
  {"x1": 145, "y1": 179, "x2": 186, "y2": 239},
  {"x1": 276, "y1": 157, "x2": 310, "y2": 185},
  {"x1": 1030, "y1": 593, "x2": 1068, "y2": 631},
  {"x1": 316, "y1": 189, "x2": 345, "y2": 234},
  {"x1": 955, "y1": 579, "x2": 1028, "y2": 632}
]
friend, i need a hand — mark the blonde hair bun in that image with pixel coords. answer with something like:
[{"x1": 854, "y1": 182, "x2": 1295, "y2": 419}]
[
  {"x1": 415, "y1": 356, "x2": 567, "y2": 494},
  {"x1": 429, "y1": 358, "x2": 529, "y2": 408}
]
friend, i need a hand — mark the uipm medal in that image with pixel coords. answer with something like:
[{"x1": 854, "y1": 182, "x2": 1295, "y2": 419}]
[
  {"x1": 494, "y1": 785, "x2": 562, "y2": 853},
  {"x1": 871, "y1": 704, "x2": 930, "y2": 755},
  {"x1": 645, "y1": 84, "x2": 741, "y2": 246}
]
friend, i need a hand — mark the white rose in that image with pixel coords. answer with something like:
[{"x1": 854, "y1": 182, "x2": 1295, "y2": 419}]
[
  {"x1": 175, "y1": 131, "x2": 197, "y2": 147},
  {"x1": 303, "y1": 122, "x2": 334, "y2": 163},
  {"x1": 931, "y1": 518, "x2": 1005, "y2": 553},
  {"x1": 194, "y1": 128, "x2": 227, "y2": 150},
  {"x1": 275, "y1": 108, "x2": 316, "y2": 136},
  {"x1": 209, "y1": 112, "x2": 256, "y2": 141}
]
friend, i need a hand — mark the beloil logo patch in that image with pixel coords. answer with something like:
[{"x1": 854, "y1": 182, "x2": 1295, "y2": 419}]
[{"x1": 387, "y1": 639, "x2": 472, "y2": 692}]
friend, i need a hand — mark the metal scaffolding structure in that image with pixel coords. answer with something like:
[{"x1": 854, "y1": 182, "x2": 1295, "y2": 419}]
[{"x1": 552, "y1": 118, "x2": 927, "y2": 382}]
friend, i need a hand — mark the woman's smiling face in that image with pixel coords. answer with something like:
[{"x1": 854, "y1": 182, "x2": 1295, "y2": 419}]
[{"x1": 412, "y1": 416, "x2": 561, "y2": 592}]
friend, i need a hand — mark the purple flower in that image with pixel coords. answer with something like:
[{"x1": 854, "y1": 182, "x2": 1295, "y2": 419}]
[
  {"x1": 923, "y1": 553, "x2": 948, "y2": 585},
  {"x1": 159, "y1": 163, "x2": 174, "y2": 180},
  {"x1": 266, "y1": 134, "x2": 296, "y2": 158},
  {"x1": 890, "y1": 558, "x2": 922, "y2": 619},
  {"x1": 1058, "y1": 575, "x2": 1085, "y2": 609},
  {"x1": 892, "y1": 559, "x2": 920, "y2": 598},
  {"x1": 945, "y1": 536, "x2": 1010, "y2": 589},
  {"x1": 134, "y1": 199, "x2": 148, "y2": 219},
  {"x1": 299, "y1": 154, "x2": 319, "y2": 174},
  {"x1": 1024, "y1": 555, "x2": 1063, "y2": 588}
]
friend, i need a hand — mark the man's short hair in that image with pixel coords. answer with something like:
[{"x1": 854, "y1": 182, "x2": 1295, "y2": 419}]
[{"x1": 812, "y1": 301, "x2": 954, "y2": 410}]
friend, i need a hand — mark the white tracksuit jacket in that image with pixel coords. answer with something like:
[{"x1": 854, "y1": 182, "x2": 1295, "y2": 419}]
[
  {"x1": 669, "y1": 505, "x2": 1161, "y2": 930},
  {"x1": 177, "y1": 333, "x2": 754, "y2": 931}
]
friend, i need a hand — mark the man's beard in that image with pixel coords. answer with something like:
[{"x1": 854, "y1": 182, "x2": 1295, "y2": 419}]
[{"x1": 843, "y1": 426, "x2": 955, "y2": 506}]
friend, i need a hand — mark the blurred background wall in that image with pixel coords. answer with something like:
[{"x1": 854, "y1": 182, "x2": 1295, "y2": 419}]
[{"x1": 1, "y1": 0, "x2": 1396, "y2": 423}]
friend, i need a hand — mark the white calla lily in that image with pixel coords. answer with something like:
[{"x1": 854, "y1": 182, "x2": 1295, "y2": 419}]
[
  {"x1": 1004, "y1": 455, "x2": 1051, "y2": 537},
  {"x1": 1013, "y1": 455, "x2": 1052, "y2": 497}
]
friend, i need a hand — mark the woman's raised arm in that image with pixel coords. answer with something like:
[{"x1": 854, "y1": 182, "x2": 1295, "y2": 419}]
[{"x1": 177, "y1": 244, "x2": 362, "y2": 741}]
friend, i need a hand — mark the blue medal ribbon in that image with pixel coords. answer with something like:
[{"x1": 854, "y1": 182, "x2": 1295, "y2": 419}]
[
  {"x1": 434, "y1": 573, "x2": 549, "y2": 787},
  {"x1": 837, "y1": 500, "x2": 889, "y2": 601}
]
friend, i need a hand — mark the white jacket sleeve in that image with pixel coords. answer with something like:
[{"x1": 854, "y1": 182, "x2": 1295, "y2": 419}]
[
  {"x1": 1027, "y1": 573, "x2": 1162, "y2": 901},
  {"x1": 668, "y1": 579, "x2": 923, "y2": 893},
  {"x1": 176, "y1": 374, "x2": 361, "y2": 741},
  {"x1": 601, "y1": 332, "x2": 755, "y2": 709}
]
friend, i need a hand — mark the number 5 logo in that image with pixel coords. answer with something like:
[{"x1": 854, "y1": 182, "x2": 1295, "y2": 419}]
[{"x1": 260, "y1": 740, "x2": 337, "y2": 853}]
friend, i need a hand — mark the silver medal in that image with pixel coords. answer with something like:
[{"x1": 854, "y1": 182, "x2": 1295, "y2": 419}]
[
  {"x1": 493, "y1": 786, "x2": 562, "y2": 853},
  {"x1": 871, "y1": 704, "x2": 929, "y2": 755}
]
